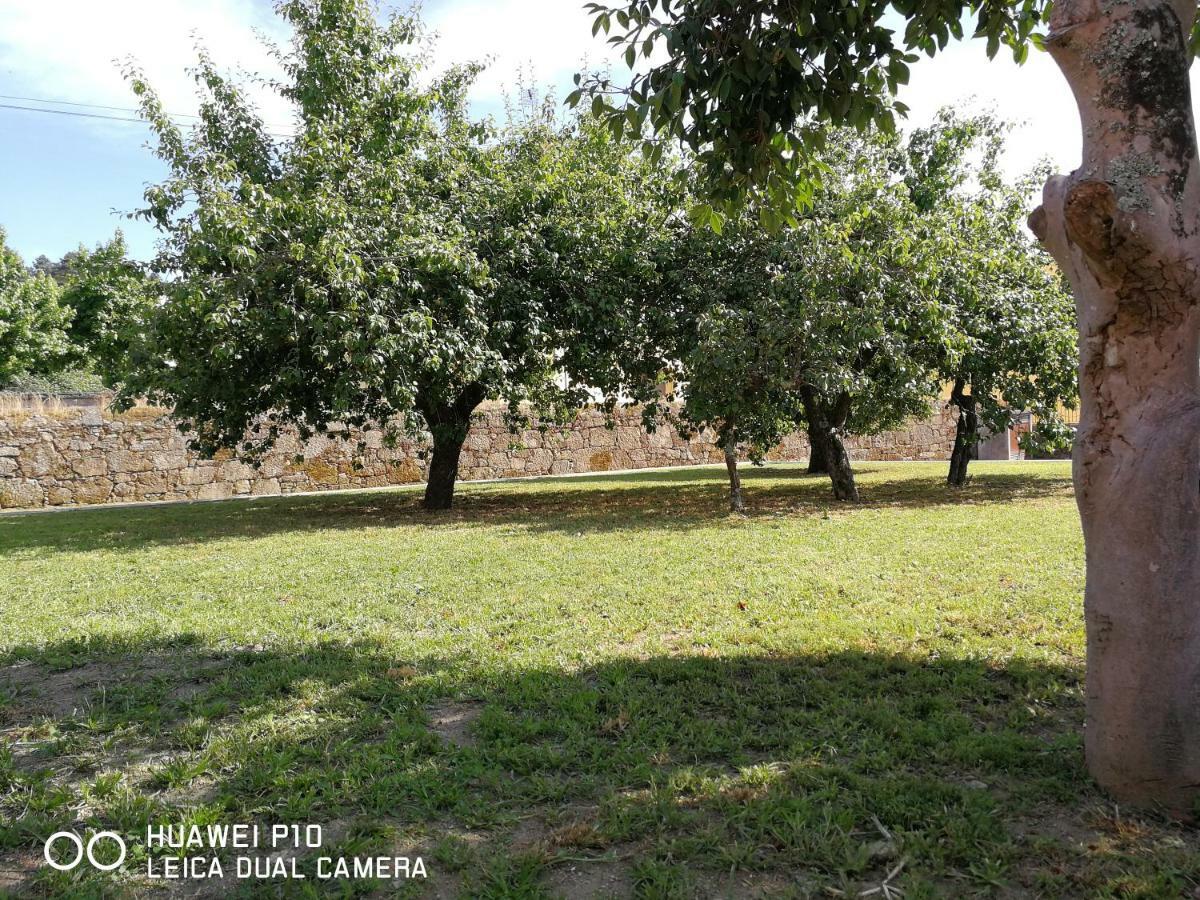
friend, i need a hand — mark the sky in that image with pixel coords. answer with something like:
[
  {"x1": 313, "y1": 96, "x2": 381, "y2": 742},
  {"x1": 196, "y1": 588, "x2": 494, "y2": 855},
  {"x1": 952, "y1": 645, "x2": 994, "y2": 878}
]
[{"x1": 0, "y1": 0, "x2": 1195, "y2": 264}]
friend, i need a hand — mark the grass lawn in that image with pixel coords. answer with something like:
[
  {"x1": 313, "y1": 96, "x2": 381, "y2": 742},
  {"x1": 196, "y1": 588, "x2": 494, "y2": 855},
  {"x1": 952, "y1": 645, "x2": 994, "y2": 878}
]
[{"x1": 0, "y1": 462, "x2": 1196, "y2": 898}]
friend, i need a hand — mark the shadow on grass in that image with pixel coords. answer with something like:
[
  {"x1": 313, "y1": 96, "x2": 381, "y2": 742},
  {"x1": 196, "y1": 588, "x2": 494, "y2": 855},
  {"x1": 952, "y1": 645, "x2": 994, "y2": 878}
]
[
  {"x1": 0, "y1": 465, "x2": 1074, "y2": 556},
  {"x1": 3, "y1": 633, "x2": 1190, "y2": 899}
]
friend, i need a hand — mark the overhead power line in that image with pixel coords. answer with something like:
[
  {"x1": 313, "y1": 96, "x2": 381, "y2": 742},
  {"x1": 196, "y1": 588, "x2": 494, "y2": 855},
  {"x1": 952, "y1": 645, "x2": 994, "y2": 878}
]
[
  {"x1": 0, "y1": 101, "x2": 153, "y2": 125},
  {"x1": 0, "y1": 92, "x2": 205, "y2": 119},
  {"x1": 0, "y1": 93, "x2": 296, "y2": 138}
]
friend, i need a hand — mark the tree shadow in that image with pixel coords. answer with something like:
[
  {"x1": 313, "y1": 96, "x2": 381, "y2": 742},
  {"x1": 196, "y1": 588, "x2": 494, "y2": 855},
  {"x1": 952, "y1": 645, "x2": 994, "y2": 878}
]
[
  {"x1": 2, "y1": 634, "x2": 1189, "y2": 898},
  {"x1": 0, "y1": 464, "x2": 1074, "y2": 556}
]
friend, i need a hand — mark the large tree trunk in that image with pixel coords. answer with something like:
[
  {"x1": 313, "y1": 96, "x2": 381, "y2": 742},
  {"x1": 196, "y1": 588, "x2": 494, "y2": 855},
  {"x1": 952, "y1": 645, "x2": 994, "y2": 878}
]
[
  {"x1": 420, "y1": 384, "x2": 486, "y2": 511},
  {"x1": 947, "y1": 379, "x2": 978, "y2": 488},
  {"x1": 424, "y1": 430, "x2": 467, "y2": 511},
  {"x1": 806, "y1": 425, "x2": 830, "y2": 474},
  {"x1": 723, "y1": 439, "x2": 745, "y2": 512},
  {"x1": 1029, "y1": 0, "x2": 1200, "y2": 812},
  {"x1": 801, "y1": 388, "x2": 859, "y2": 502}
]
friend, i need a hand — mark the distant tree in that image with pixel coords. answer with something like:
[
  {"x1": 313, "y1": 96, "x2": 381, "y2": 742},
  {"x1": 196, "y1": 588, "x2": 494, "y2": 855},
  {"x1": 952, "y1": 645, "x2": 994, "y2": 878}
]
[
  {"x1": 30, "y1": 250, "x2": 83, "y2": 283},
  {"x1": 938, "y1": 181, "x2": 1077, "y2": 486},
  {"x1": 122, "y1": 0, "x2": 664, "y2": 510},
  {"x1": 897, "y1": 111, "x2": 1078, "y2": 486},
  {"x1": 654, "y1": 128, "x2": 980, "y2": 506},
  {"x1": 30, "y1": 255, "x2": 58, "y2": 281},
  {"x1": 653, "y1": 212, "x2": 799, "y2": 511},
  {"x1": 58, "y1": 232, "x2": 157, "y2": 388},
  {"x1": 767, "y1": 157, "x2": 953, "y2": 502},
  {"x1": 0, "y1": 229, "x2": 72, "y2": 386}
]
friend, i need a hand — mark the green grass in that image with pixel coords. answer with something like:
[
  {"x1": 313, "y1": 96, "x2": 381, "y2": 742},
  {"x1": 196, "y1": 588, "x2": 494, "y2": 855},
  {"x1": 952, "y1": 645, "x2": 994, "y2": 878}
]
[{"x1": 0, "y1": 462, "x2": 1195, "y2": 898}]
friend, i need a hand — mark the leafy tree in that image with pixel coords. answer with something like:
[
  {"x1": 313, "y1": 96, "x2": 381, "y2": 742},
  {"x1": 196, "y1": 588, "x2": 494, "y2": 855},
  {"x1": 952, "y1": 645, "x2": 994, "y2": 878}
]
[
  {"x1": 685, "y1": 119, "x2": 1075, "y2": 507},
  {"x1": 0, "y1": 229, "x2": 73, "y2": 387},
  {"x1": 651, "y1": 213, "x2": 799, "y2": 511},
  {"x1": 767, "y1": 156, "x2": 953, "y2": 503},
  {"x1": 30, "y1": 253, "x2": 75, "y2": 282},
  {"x1": 581, "y1": 0, "x2": 1200, "y2": 809},
  {"x1": 122, "y1": 0, "x2": 663, "y2": 511},
  {"x1": 937, "y1": 181, "x2": 1077, "y2": 486},
  {"x1": 58, "y1": 232, "x2": 158, "y2": 387},
  {"x1": 645, "y1": 130, "x2": 960, "y2": 506},
  {"x1": 897, "y1": 110, "x2": 1078, "y2": 486}
]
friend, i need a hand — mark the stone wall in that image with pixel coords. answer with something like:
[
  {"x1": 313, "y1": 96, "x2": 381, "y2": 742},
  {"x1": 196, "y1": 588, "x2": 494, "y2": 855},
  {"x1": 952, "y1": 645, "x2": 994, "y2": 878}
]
[{"x1": 0, "y1": 402, "x2": 957, "y2": 510}]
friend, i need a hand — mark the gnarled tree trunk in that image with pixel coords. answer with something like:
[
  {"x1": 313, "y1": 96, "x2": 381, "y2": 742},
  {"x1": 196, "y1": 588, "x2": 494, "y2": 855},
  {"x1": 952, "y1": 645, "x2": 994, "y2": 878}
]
[
  {"x1": 1030, "y1": 0, "x2": 1200, "y2": 812},
  {"x1": 947, "y1": 378, "x2": 978, "y2": 488},
  {"x1": 801, "y1": 388, "x2": 859, "y2": 502},
  {"x1": 723, "y1": 439, "x2": 745, "y2": 512},
  {"x1": 419, "y1": 384, "x2": 486, "y2": 511}
]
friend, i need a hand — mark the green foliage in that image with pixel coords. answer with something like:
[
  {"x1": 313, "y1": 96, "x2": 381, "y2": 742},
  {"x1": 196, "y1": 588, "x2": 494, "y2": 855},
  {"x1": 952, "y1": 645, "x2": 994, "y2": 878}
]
[
  {"x1": 640, "y1": 126, "x2": 974, "y2": 467},
  {"x1": 57, "y1": 232, "x2": 158, "y2": 387},
  {"x1": 619, "y1": 113, "x2": 1074, "y2": 490},
  {"x1": 121, "y1": 0, "x2": 663, "y2": 498},
  {"x1": 661, "y1": 210, "x2": 803, "y2": 460},
  {"x1": 575, "y1": 0, "x2": 1057, "y2": 210},
  {"x1": 909, "y1": 111, "x2": 1078, "y2": 451},
  {"x1": 2, "y1": 369, "x2": 107, "y2": 394},
  {"x1": 30, "y1": 252, "x2": 80, "y2": 283},
  {"x1": 764, "y1": 133, "x2": 955, "y2": 439},
  {"x1": 0, "y1": 228, "x2": 73, "y2": 386}
]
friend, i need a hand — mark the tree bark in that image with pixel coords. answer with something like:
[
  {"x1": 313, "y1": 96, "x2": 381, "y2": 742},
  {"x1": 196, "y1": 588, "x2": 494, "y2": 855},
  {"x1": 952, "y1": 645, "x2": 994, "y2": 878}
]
[
  {"x1": 1029, "y1": 0, "x2": 1200, "y2": 812},
  {"x1": 806, "y1": 424, "x2": 830, "y2": 474},
  {"x1": 424, "y1": 429, "x2": 467, "y2": 511},
  {"x1": 947, "y1": 379, "x2": 978, "y2": 488},
  {"x1": 801, "y1": 388, "x2": 859, "y2": 502},
  {"x1": 723, "y1": 439, "x2": 745, "y2": 512},
  {"x1": 419, "y1": 384, "x2": 486, "y2": 511}
]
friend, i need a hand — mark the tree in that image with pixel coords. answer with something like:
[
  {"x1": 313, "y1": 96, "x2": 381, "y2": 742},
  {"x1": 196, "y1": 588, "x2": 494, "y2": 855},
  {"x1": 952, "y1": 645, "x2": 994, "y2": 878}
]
[
  {"x1": 30, "y1": 249, "x2": 85, "y2": 284},
  {"x1": 769, "y1": 164, "x2": 953, "y2": 503},
  {"x1": 582, "y1": 0, "x2": 1200, "y2": 810},
  {"x1": 0, "y1": 228, "x2": 72, "y2": 386},
  {"x1": 655, "y1": 213, "x2": 801, "y2": 511},
  {"x1": 58, "y1": 232, "x2": 158, "y2": 387},
  {"x1": 940, "y1": 190, "x2": 1078, "y2": 486},
  {"x1": 899, "y1": 111, "x2": 1078, "y2": 486},
  {"x1": 121, "y1": 0, "x2": 663, "y2": 511},
  {"x1": 648, "y1": 129, "x2": 960, "y2": 506}
]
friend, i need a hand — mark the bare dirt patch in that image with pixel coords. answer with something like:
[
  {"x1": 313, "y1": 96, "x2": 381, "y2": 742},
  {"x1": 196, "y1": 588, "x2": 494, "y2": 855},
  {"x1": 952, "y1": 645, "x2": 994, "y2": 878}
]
[
  {"x1": 543, "y1": 857, "x2": 636, "y2": 899},
  {"x1": 0, "y1": 851, "x2": 40, "y2": 897},
  {"x1": 0, "y1": 652, "x2": 229, "y2": 719},
  {"x1": 1, "y1": 659, "x2": 133, "y2": 718},
  {"x1": 694, "y1": 869, "x2": 816, "y2": 898},
  {"x1": 426, "y1": 700, "x2": 483, "y2": 749}
]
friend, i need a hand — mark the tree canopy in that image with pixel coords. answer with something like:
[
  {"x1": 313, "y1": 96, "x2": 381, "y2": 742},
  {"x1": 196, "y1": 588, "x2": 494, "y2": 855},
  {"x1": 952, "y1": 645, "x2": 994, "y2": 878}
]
[
  {"x1": 0, "y1": 229, "x2": 72, "y2": 387},
  {"x1": 121, "y1": 0, "x2": 667, "y2": 509},
  {"x1": 638, "y1": 118, "x2": 1068, "y2": 506},
  {"x1": 912, "y1": 115, "x2": 1077, "y2": 484},
  {"x1": 576, "y1": 0, "x2": 1198, "y2": 214},
  {"x1": 54, "y1": 232, "x2": 158, "y2": 388}
]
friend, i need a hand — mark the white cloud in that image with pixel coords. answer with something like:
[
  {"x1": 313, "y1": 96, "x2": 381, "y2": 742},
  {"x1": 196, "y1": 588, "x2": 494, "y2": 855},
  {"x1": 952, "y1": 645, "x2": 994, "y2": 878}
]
[
  {"x1": 423, "y1": 0, "x2": 600, "y2": 111},
  {"x1": 0, "y1": 0, "x2": 293, "y2": 134},
  {"x1": 898, "y1": 39, "x2": 1200, "y2": 183}
]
